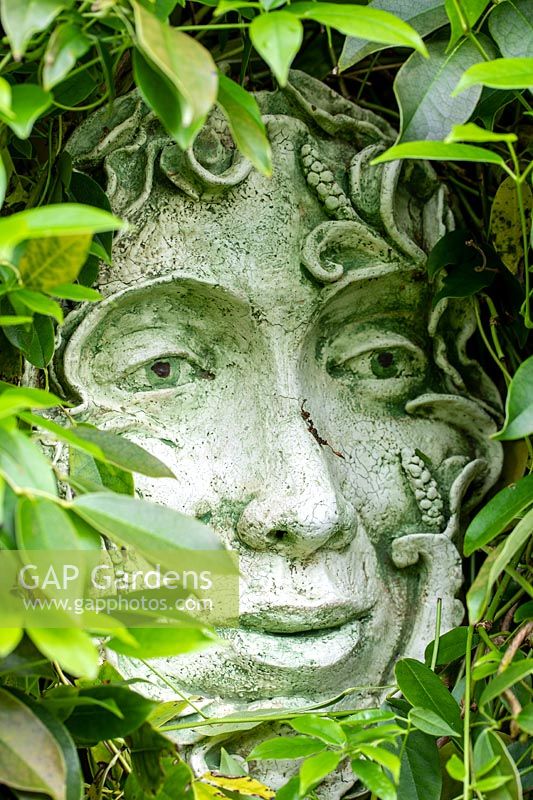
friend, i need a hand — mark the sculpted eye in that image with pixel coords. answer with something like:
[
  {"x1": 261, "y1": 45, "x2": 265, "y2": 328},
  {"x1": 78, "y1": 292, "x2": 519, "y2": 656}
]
[
  {"x1": 345, "y1": 346, "x2": 422, "y2": 381},
  {"x1": 122, "y1": 355, "x2": 215, "y2": 393}
]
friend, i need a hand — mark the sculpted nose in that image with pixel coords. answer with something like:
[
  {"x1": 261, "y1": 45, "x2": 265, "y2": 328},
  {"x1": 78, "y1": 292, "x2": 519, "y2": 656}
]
[{"x1": 236, "y1": 407, "x2": 355, "y2": 557}]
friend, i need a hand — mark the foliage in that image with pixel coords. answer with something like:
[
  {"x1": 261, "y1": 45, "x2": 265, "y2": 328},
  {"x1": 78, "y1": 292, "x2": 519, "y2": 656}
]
[{"x1": 0, "y1": 0, "x2": 531, "y2": 799}]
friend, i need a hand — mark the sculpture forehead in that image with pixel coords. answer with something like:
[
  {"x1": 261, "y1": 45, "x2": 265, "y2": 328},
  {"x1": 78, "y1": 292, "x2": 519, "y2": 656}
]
[{"x1": 103, "y1": 159, "x2": 413, "y2": 326}]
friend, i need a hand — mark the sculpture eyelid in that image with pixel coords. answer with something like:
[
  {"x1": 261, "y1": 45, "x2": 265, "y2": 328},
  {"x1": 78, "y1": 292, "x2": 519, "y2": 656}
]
[
  {"x1": 330, "y1": 335, "x2": 424, "y2": 368},
  {"x1": 120, "y1": 349, "x2": 201, "y2": 378}
]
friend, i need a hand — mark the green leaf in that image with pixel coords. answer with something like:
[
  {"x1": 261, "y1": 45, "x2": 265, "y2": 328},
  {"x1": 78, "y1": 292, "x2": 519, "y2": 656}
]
[
  {"x1": 64, "y1": 685, "x2": 157, "y2": 745},
  {"x1": 15, "y1": 495, "x2": 100, "y2": 550},
  {"x1": 467, "y1": 506, "x2": 533, "y2": 622},
  {"x1": 299, "y1": 750, "x2": 342, "y2": 796},
  {"x1": 289, "y1": 714, "x2": 346, "y2": 745},
  {"x1": 0, "y1": 315, "x2": 33, "y2": 325},
  {"x1": 464, "y1": 473, "x2": 533, "y2": 555},
  {"x1": 248, "y1": 736, "x2": 325, "y2": 760},
  {"x1": 397, "y1": 730, "x2": 442, "y2": 800},
  {"x1": 0, "y1": 152, "x2": 7, "y2": 210},
  {"x1": 394, "y1": 36, "x2": 487, "y2": 141},
  {"x1": 250, "y1": 12, "x2": 303, "y2": 87},
  {"x1": 17, "y1": 234, "x2": 92, "y2": 292},
  {"x1": 395, "y1": 658, "x2": 462, "y2": 733},
  {"x1": 489, "y1": 0, "x2": 533, "y2": 59},
  {"x1": 490, "y1": 175, "x2": 533, "y2": 273},
  {"x1": 217, "y1": 74, "x2": 272, "y2": 176},
  {"x1": 289, "y1": 3, "x2": 428, "y2": 57},
  {"x1": 445, "y1": 0, "x2": 489, "y2": 50},
  {"x1": 1, "y1": 84, "x2": 52, "y2": 140},
  {"x1": 220, "y1": 747, "x2": 248, "y2": 777},
  {"x1": 339, "y1": 0, "x2": 447, "y2": 72},
  {"x1": 446, "y1": 753, "x2": 465, "y2": 781},
  {"x1": 71, "y1": 492, "x2": 221, "y2": 556},
  {"x1": 446, "y1": 122, "x2": 518, "y2": 143},
  {"x1": 0, "y1": 428, "x2": 57, "y2": 494},
  {"x1": 372, "y1": 141, "x2": 506, "y2": 166},
  {"x1": 494, "y1": 355, "x2": 533, "y2": 439},
  {"x1": 68, "y1": 447, "x2": 135, "y2": 495},
  {"x1": 132, "y1": 47, "x2": 194, "y2": 149},
  {"x1": 408, "y1": 707, "x2": 461, "y2": 738},
  {"x1": 454, "y1": 57, "x2": 533, "y2": 93},
  {"x1": 0, "y1": 0, "x2": 67, "y2": 59},
  {"x1": 10, "y1": 288, "x2": 63, "y2": 323},
  {"x1": 425, "y1": 626, "x2": 480, "y2": 666},
  {"x1": 43, "y1": 23, "x2": 91, "y2": 90},
  {"x1": 516, "y1": 702, "x2": 533, "y2": 735},
  {"x1": 0, "y1": 686, "x2": 67, "y2": 799},
  {"x1": 356, "y1": 745, "x2": 400, "y2": 783},
  {"x1": 0, "y1": 628, "x2": 22, "y2": 657},
  {"x1": 24, "y1": 314, "x2": 56, "y2": 368},
  {"x1": 106, "y1": 627, "x2": 216, "y2": 658},
  {"x1": 133, "y1": 1, "x2": 217, "y2": 145},
  {"x1": 479, "y1": 659, "x2": 533, "y2": 706},
  {"x1": 0, "y1": 204, "x2": 124, "y2": 258},
  {"x1": 65, "y1": 423, "x2": 175, "y2": 478},
  {"x1": 473, "y1": 730, "x2": 522, "y2": 800},
  {"x1": 0, "y1": 385, "x2": 61, "y2": 419},
  {"x1": 28, "y1": 628, "x2": 99, "y2": 677},
  {"x1": 50, "y1": 283, "x2": 102, "y2": 301},
  {"x1": 350, "y1": 758, "x2": 396, "y2": 800},
  {"x1": 14, "y1": 689, "x2": 83, "y2": 800}
]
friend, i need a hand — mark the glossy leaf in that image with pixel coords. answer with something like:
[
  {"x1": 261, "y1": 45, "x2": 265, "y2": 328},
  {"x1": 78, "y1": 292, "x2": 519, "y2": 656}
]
[
  {"x1": 15, "y1": 495, "x2": 100, "y2": 550},
  {"x1": 490, "y1": 176, "x2": 533, "y2": 273},
  {"x1": 250, "y1": 12, "x2": 303, "y2": 87},
  {"x1": 395, "y1": 658, "x2": 462, "y2": 733},
  {"x1": 289, "y1": 3, "x2": 428, "y2": 57},
  {"x1": 408, "y1": 707, "x2": 460, "y2": 738},
  {"x1": 299, "y1": 750, "x2": 342, "y2": 796},
  {"x1": 217, "y1": 73, "x2": 272, "y2": 176},
  {"x1": 0, "y1": 428, "x2": 57, "y2": 495},
  {"x1": 133, "y1": 47, "x2": 190, "y2": 149},
  {"x1": 64, "y1": 685, "x2": 157, "y2": 745},
  {"x1": 249, "y1": 736, "x2": 325, "y2": 760},
  {"x1": 339, "y1": 0, "x2": 447, "y2": 71},
  {"x1": 27, "y1": 628, "x2": 99, "y2": 678},
  {"x1": 289, "y1": 714, "x2": 346, "y2": 745},
  {"x1": 394, "y1": 37, "x2": 486, "y2": 141},
  {"x1": 9, "y1": 288, "x2": 63, "y2": 323},
  {"x1": 464, "y1": 473, "x2": 533, "y2": 555},
  {"x1": 0, "y1": 687, "x2": 66, "y2": 799},
  {"x1": 0, "y1": 628, "x2": 23, "y2": 658},
  {"x1": 494, "y1": 354, "x2": 533, "y2": 440},
  {"x1": 357, "y1": 745, "x2": 400, "y2": 783},
  {"x1": 43, "y1": 23, "x2": 91, "y2": 90},
  {"x1": 50, "y1": 283, "x2": 102, "y2": 301},
  {"x1": 516, "y1": 703, "x2": 533, "y2": 735},
  {"x1": 479, "y1": 659, "x2": 533, "y2": 706},
  {"x1": 473, "y1": 730, "x2": 522, "y2": 800},
  {"x1": 0, "y1": 204, "x2": 124, "y2": 257},
  {"x1": 1, "y1": 84, "x2": 52, "y2": 140},
  {"x1": 106, "y1": 627, "x2": 216, "y2": 658},
  {"x1": 425, "y1": 626, "x2": 480, "y2": 665},
  {"x1": 397, "y1": 730, "x2": 442, "y2": 800},
  {"x1": 68, "y1": 447, "x2": 135, "y2": 495},
  {"x1": 133, "y1": 2, "x2": 217, "y2": 144},
  {"x1": 15, "y1": 690, "x2": 83, "y2": 800},
  {"x1": 489, "y1": 0, "x2": 533, "y2": 59},
  {"x1": 351, "y1": 758, "x2": 396, "y2": 800},
  {"x1": 17, "y1": 234, "x2": 91, "y2": 292},
  {"x1": 0, "y1": 0, "x2": 66, "y2": 59},
  {"x1": 71, "y1": 492, "x2": 221, "y2": 556},
  {"x1": 454, "y1": 57, "x2": 533, "y2": 93},
  {"x1": 445, "y1": 0, "x2": 489, "y2": 49},
  {"x1": 372, "y1": 141, "x2": 506, "y2": 166},
  {"x1": 467, "y1": 507, "x2": 533, "y2": 622},
  {"x1": 0, "y1": 385, "x2": 61, "y2": 419},
  {"x1": 446, "y1": 122, "x2": 518, "y2": 143}
]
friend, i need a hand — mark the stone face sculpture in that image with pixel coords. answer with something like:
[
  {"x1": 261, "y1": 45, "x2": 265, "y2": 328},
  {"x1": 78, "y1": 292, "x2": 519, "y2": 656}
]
[{"x1": 55, "y1": 72, "x2": 503, "y2": 794}]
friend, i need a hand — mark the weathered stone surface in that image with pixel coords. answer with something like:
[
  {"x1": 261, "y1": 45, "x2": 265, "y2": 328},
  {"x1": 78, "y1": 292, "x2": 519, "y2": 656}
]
[{"x1": 54, "y1": 71, "x2": 503, "y2": 795}]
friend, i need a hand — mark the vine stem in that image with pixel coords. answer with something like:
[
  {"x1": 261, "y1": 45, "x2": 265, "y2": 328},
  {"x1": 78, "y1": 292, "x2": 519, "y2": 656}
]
[{"x1": 463, "y1": 624, "x2": 474, "y2": 800}]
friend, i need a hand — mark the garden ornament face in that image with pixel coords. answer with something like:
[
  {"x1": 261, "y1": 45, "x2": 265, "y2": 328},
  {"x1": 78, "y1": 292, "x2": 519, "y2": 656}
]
[{"x1": 57, "y1": 72, "x2": 503, "y2": 791}]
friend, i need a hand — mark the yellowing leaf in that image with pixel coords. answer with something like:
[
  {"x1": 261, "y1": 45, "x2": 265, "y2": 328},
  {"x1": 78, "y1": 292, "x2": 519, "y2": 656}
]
[
  {"x1": 17, "y1": 234, "x2": 92, "y2": 291},
  {"x1": 490, "y1": 176, "x2": 532, "y2": 273},
  {"x1": 203, "y1": 772, "x2": 275, "y2": 798}
]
